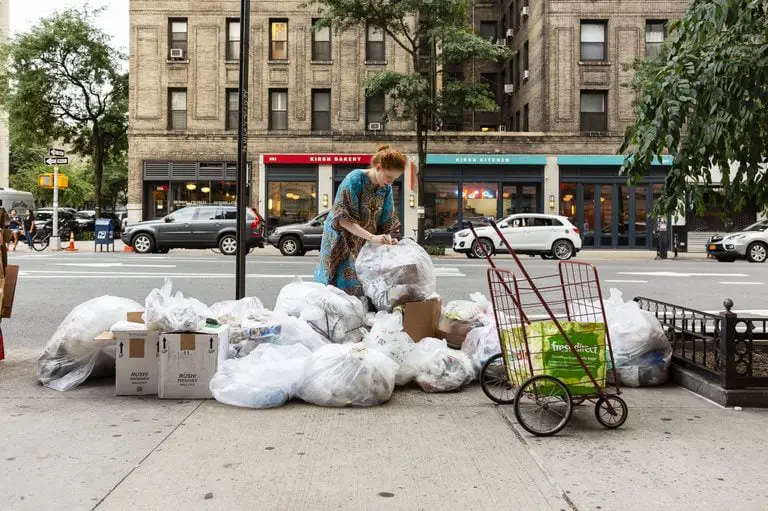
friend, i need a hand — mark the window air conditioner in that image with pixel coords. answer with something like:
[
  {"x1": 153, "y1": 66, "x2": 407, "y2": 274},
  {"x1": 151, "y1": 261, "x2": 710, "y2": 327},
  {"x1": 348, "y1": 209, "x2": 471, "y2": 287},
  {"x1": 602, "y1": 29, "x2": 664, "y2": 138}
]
[
  {"x1": 368, "y1": 122, "x2": 383, "y2": 131},
  {"x1": 523, "y1": 70, "x2": 530, "y2": 80},
  {"x1": 504, "y1": 83, "x2": 515, "y2": 94},
  {"x1": 521, "y1": 6, "x2": 529, "y2": 18},
  {"x1": 506, "y1": 28, "x2": 515, "y2": 38},
  {"x1": 498, "y1": 124, "x2": 507, "y2": 132},
  {"x1": 170, "y1": 48, "x2": 185, "y2": 59}
]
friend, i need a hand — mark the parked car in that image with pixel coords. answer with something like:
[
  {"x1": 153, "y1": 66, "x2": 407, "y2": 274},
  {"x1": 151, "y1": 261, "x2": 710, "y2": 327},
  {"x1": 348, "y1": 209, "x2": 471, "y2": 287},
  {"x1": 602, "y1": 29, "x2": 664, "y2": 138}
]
[
  {"x1": 121, "y1": 205, "x2": 265, "y2": 255},
  {"x1": 75, "y1": 210, "x2": 97, "y2": 232},
  {"x1": 707, "y1": 219, "x2": 768, "y2": 263},
  {"x1": 453, "y1": 213, "x2": 582, "y2": 260},
  {"x1": 34, "y1": 209, "x2": 78, "y2": 233},
  {"x1": 424, "y1": 217, "x2": 494, "y2": 248},
  {"x1": 268, "y1": 211, "x2": 328, "y2": 256}
]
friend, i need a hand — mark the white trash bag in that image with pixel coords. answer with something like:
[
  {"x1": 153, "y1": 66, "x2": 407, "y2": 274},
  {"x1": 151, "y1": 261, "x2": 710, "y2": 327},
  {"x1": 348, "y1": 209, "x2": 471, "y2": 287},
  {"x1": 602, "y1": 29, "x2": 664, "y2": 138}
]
[
  {"x1": 298, "y1": 343, "x2": 398, "y2": 407},
  {"x1": 438, "y1": 294, "x2": 494, "y2": 348},
  {"x1": 601, "y1": 289, "x2": 670, "y2": 364},
  {"x1": 363, "y1": 311, "x2": 416, "y2": 385},
  {"x1": 210, "y1": 297, "x2": 265, "y2": 343},
  {"x1": 37, "y1": 296, "x2": 144, "y2": 391},
  {"x1": 298, "y1": 287, "x2": 367, "y2": 344},
  {"x1": 241, "y1": 310, "x2": 327, "y2": 352},
  {"x1": 210, "y1": 344, "x2": 312, "y2": 409},
  {"x1": 356, "y1": 239, "x2": 436, "y2": 311},
  {"x1": 274, "y1": 280, "x2": 327, "y2": 317},
  {"x1": 400, "y1": 338, "x2": 475, "y2": 392},
  {"x1": 461, "y1": 325, "x2": 501, "y2": 375},
  {"x1": 143, "y1": 279, "x2": 211, "y2": 332}
]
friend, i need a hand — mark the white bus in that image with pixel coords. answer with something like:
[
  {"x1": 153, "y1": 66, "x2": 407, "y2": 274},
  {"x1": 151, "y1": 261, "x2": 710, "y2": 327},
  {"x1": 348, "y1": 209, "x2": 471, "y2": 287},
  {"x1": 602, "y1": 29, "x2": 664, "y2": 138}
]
[{"x1": 0, "y1": 188, "x2": 35, "y2": 215}]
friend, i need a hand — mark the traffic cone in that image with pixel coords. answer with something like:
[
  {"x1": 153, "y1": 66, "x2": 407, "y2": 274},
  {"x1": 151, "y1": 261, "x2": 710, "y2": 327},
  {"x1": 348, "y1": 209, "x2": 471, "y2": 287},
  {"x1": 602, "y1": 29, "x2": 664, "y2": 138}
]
[
  {"x1": 123, "y1": 244, "x2": 133, "y2": 252},
  {"x1": 67, "y1": 230, "x2": 77, "y2": 252}
]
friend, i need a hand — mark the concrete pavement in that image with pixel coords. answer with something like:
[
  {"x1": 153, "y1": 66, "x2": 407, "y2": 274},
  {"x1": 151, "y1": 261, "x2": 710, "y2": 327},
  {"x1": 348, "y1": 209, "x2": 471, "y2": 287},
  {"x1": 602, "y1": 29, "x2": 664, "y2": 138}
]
[{"x1": 3, "y1": 348, "x2": 768, "y2": 510}]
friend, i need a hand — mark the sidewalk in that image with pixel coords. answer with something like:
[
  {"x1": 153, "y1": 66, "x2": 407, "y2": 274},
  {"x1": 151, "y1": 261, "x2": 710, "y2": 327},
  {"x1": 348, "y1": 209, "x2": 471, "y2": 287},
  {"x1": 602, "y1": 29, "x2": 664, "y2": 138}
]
[{"x1": 3, "y1": 348, "x2": 767, "y2": 511}]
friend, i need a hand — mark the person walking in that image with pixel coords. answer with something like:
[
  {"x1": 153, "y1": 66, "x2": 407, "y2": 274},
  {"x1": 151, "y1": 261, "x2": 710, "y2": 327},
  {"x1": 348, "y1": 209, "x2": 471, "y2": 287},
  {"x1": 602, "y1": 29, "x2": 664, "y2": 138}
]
[
  {"x1": 7, "y1": 209, "x2": 21, "y2": 252},
  {"x1": 655, "y1": 216, "x2": 669, "y2": 260},
  {"x1": 23, "y1": 210, "x2": 36, "y2": 249}
]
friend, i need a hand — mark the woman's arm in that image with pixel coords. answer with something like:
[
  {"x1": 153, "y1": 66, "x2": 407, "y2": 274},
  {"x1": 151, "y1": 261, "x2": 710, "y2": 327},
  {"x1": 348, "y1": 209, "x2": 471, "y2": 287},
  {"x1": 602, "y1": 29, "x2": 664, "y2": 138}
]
[{"x1": 339, "y1": 218, "x2": 393, "y2": 244}]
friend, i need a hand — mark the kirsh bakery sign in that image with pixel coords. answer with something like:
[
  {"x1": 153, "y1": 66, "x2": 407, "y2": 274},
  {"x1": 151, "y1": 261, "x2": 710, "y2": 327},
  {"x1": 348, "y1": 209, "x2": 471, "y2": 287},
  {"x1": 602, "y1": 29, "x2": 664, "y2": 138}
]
[{"x1": 263, "y1": 154, "x2": 373, "y2": 165}]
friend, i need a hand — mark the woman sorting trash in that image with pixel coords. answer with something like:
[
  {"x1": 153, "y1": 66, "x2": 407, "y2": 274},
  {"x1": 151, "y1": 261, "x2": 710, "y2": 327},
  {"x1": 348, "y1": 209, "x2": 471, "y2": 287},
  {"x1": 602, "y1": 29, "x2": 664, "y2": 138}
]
[{"x1": 314, "y1": 145, "x2": 406, "y2": 296}]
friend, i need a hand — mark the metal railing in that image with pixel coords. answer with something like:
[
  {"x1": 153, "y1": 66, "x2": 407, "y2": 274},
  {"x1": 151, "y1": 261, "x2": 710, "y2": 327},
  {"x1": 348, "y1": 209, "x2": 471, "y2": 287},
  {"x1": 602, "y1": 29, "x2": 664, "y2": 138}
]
[{"x1": 634, "y1": 297, "x2": 768, "y2": 389}]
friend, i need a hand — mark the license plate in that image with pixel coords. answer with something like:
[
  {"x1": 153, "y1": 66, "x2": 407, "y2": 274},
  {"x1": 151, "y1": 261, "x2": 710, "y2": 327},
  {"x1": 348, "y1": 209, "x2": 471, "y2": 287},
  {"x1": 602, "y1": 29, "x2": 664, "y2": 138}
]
[{"x1": 708, "y1": 244, "x2": 716, "y2": 250}]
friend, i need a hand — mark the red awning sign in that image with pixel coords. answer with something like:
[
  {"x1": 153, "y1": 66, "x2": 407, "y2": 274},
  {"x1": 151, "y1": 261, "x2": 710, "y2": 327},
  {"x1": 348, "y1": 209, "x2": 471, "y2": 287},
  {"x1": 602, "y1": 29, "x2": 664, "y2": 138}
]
[{"x1": 263, "y1": 154, "x2": 372, "y2": 165}]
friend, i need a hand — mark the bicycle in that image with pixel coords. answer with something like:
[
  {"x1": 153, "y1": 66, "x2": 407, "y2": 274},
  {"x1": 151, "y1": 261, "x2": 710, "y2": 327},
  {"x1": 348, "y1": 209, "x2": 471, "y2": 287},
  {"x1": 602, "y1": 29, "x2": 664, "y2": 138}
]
[{"x1": 31, "y1": 225, "x2": 73, "y2": 252}]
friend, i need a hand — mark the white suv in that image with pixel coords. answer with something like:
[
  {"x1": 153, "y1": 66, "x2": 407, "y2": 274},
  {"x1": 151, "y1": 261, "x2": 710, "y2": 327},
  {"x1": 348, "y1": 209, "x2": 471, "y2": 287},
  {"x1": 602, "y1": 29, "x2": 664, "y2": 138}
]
[{"x1": 453, "y1": 213, "x2": 582, "y2": 260}]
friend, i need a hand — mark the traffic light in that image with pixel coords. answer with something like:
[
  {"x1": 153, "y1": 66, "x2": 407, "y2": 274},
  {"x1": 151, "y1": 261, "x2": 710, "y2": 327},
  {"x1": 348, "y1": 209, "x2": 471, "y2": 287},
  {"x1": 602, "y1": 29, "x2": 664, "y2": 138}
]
[{"x1": 37, "y1": 173, "x2": 69, "y2": 189}]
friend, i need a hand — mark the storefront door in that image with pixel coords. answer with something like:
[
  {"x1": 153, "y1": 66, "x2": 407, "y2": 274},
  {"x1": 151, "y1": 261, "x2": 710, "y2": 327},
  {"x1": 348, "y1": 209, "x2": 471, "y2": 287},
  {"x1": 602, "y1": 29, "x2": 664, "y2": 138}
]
[{"x1": 266, "y1": 166, "x2": 318, "y2": 232}]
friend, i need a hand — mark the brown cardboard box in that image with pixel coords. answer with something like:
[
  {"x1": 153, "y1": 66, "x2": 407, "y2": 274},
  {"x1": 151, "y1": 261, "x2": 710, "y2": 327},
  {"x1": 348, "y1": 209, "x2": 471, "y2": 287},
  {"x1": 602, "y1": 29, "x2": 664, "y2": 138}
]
[
  {"x1": 158, "y1": 325, "x2": 230, "y2": 399},
  {"x1": 114, "y1": 328, "x2": 160, "y2": 396},
  {"x1": 2, "y1": 264, "x2": 19, "y2": 318},
  {"x1": 402, "y1": 299, "x2": 441, "y2": 342},
  {"x1": 127, "y1": 312, "x2": 144, "y2": 324},
  {"x1": 436, "y1": 322, "x2": 473, "y2": 350}
]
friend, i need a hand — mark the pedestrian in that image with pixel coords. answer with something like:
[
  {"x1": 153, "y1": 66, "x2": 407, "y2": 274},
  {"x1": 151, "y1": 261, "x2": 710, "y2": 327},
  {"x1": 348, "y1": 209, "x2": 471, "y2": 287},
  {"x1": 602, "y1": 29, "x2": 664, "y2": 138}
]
[
  {"x1": 655, "y1": 216, "x2": 668, "y2": 260},
  {"x1": 7, "y1": 209, "x2": 21, "y2": 252},
  {"x1": 314, "y1": 144, "x2": 405, "y2": 296},
  {"x1": 23, "y1": 209, "x2": 36, "y2": 249}
]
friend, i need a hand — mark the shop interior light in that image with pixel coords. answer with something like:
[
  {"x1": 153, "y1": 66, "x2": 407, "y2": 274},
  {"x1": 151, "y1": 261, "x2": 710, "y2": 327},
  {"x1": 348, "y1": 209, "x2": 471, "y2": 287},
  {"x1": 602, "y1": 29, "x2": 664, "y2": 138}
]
[
  {"x1": 409, "y1": 194, "x2": 416, "y2": 208},
  {"x1": 311, "y1": 192, "x2": 317, "y2": 199},
  {"x1": 201, "y1": 186, "x2": 211, "y2": 194},
  {"x1": 322, "y1": 194, "x2": 329, "y2": 208},
  {"x1": 186, "y1": 183, "x2": 197, "y2": 191},
  {"x1": 268, "y1": 199, "x2": 274, "y2": 210},
  {"x1": 563, "y1": 194, "x2": 573, "y2": 202}
]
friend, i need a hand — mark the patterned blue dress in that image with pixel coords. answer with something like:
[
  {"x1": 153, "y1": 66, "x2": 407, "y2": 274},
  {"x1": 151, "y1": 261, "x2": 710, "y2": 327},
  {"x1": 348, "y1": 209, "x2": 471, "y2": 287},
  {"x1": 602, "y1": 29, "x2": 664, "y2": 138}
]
[{"x1": 314, "y1": 169, "x2": 401, "y2": 296}]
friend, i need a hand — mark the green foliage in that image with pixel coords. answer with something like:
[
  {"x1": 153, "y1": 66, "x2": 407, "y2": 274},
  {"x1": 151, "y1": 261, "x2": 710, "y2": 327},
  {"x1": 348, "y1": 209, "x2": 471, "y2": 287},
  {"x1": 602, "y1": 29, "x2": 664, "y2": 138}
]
[
  {"x1": 620, "y1": 0, "x2": 768, "y2": 217},
  {"x1": 10, "y1": 162, "x2": 95, "y2": 209},
  {"x1": 0, "y1": 7, "x2": 128, "y2": 214}
]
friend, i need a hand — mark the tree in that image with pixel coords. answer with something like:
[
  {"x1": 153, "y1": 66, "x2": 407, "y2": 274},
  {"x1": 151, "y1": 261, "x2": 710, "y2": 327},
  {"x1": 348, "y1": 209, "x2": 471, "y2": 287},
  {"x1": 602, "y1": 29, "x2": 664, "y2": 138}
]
[
  {"x1": 307, "y1": 0, "x2": 510, "y2": 241},
  {"x1": 11, "y1": 162, "x2": 95, "y2": 209},
  {"x1": 619, "y1": 0, "x2": 768, "y2": 218},
  {"x1": 0, "y1": 7, "x2": 128, "y2": 217}
]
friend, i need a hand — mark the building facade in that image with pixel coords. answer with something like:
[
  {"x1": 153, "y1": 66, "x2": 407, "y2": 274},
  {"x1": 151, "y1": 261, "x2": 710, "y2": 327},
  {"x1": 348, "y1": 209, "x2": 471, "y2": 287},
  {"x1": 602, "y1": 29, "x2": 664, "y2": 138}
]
[{"x1": 129, "y1": 0, "x2": 723, "y2": 251}]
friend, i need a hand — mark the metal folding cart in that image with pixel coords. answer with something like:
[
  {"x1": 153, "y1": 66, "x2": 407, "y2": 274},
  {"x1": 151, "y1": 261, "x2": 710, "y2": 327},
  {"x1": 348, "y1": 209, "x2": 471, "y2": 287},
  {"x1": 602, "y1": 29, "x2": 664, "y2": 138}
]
[{"x1": 470, "y1": 221, "x2": 628, "y2": 436}]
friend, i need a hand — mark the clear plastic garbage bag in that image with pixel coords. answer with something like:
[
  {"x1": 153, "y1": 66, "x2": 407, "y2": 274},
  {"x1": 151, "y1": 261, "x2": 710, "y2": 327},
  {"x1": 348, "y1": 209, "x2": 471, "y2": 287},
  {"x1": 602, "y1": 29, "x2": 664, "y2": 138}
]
[
  {"x1": 461, "y1": 325, "x2": 501, "y2": 375},
  {"x1": 363, "y1": 311, "x2": 416, "y2": 385},
  {"x1": 298, "y1": 343, "x2": 398, "y2": 407},
  {"x1": 356, "y1": 239, "x2": 437, "y2": 311},
  {"x1": 143, "y1": 279, "x2": 211, "y2": 332},
  {"x1": 210, "y1": 297, "x2": 265, "y2": 343},
  {"x1": 37, "y1": 296, "x2": 144, "y2": 391},
  {"x1": 274, "y1": 280, "x2": 327, "y2": 317},
  {"x1": 210, "y1": 344, "x2": 312, "y2": 409},
  {"x1": 400, "y1": 338, "x2": 475, "y2": 392},
  {"x1": 610, "y1": 347, "x2": 673, "y2": 387},
  {"x1": 438, "y1": 295, "x2": 494, "y2": 348},
  {"x1": 241, "y1": 310, "x2": 327, "y2": 352}
]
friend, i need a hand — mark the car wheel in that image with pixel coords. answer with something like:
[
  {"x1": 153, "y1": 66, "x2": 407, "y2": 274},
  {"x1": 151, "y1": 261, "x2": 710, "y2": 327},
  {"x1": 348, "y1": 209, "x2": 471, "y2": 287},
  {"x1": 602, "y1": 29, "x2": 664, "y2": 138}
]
[
  {"x1": 154, "y1": 248, "x2": 170, "y2": 254},
  {"x1": 540, "y1": 254, "x2": 554, "y2": 260},
  {"x1": 552, "y1": 240, "x2": 574, "y2": 260},
  {"x1": 466, "y1": 253, "x2": 477, "y2": 259},
  {"x1": 132, "y1": 234, "x2": 154, "y2": 254},
  {"x1": 471, "y1": 239, "x2": 493, "y2": 258},
  {"x1": 279, "y1": 236, "x2": 302, "y2": 256},
  {"x1": 747, "y1": 242, "x2": 768, "y2": 263},
  {"x1": 219, "y1": 234, "x2": 238, "y2": 256}
]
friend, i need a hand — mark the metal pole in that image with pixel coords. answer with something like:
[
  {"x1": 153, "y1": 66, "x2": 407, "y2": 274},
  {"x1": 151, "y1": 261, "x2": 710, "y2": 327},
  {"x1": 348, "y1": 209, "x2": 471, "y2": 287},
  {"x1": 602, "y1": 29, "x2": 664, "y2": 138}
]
[
  {"x1": 51, "y1": 165, "x2": 60, "y2": 251},
  {"x1": 235, "y1": 0, "x2": 251, "y2": 299}
]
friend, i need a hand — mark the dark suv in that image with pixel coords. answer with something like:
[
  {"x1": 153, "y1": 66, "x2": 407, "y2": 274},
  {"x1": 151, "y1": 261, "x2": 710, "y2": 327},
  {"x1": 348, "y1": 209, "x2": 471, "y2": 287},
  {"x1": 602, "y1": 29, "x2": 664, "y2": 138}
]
[
  {"x1": 268, "y1": 211, "x2": 328, "y2": 256},
  {"x1": 121, "y1": 205, "x2": 265, "y2": 255}
]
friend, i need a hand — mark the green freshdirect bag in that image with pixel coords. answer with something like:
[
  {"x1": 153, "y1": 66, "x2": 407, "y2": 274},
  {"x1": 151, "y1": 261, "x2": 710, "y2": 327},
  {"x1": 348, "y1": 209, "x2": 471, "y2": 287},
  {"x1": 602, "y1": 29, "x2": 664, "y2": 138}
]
[{"x1": 500, "y1": 321, "x2": 607, "y2": 396}]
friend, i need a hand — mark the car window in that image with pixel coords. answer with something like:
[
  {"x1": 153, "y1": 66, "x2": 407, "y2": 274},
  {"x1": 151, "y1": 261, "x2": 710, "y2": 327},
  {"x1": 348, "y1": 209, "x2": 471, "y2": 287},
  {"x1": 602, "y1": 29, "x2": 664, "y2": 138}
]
[
  {"x1": 196, "y1": 206, "x2": 218, "y2": 221},
  {"x1": 529, "y1": 217, "x2": 560, "y2": 227},
  {"x1": 509, "y1": 217, "x2": 526, "y2": 228},
  {"x1": 744, "y1": 220, "x2": 768, "y2": 232},
  {"x1": 168, "y1": 208, "x2": 197, "y2": 222},
  {"x1": 217, "y1": 207, "x2": 237, "y2": 220}
]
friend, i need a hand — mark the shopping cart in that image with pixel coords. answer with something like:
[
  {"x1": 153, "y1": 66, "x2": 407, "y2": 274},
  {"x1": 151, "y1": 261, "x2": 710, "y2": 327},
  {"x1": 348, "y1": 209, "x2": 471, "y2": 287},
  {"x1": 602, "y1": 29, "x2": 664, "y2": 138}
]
[{"x1": 469, "y1": 220, "x2": 627, "y2": 436}]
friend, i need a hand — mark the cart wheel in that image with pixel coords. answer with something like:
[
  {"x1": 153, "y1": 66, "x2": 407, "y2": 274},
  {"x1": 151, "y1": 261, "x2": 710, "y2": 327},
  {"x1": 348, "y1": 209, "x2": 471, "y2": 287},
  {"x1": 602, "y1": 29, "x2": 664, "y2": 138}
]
[
  {"x1": 594, "y1": 395, "x2": 628, "y2": 429},
  {"x1": 514, "y1": 375, "x2": 573, "y2": 437},
  {"x1": 480, "y1": 353, "x2": 516, "y2": 404}
]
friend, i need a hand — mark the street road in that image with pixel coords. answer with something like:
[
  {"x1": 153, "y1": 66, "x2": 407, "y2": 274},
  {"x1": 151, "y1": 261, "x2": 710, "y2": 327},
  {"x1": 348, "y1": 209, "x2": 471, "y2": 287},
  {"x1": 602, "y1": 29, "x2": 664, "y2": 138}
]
[{"x1": 5, "y1": 248, "x2": 768, "y2": 349}]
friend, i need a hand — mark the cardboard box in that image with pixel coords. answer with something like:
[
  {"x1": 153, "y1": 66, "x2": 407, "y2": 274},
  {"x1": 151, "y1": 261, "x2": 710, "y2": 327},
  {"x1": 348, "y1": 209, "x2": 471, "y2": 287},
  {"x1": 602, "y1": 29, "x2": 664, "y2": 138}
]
[
  {"x1": 402, "y1": 299, "x2": 441, "y2": 342},
  {"x1": 2, "y1": 264, "x2": 19, "y2": 318},
  {"x1": 127, "y1": 311, "x2": 144, "y2": 324},
  {"x1": 158, "y1": 325, "x2": 230, "y2": 399},
  {"x1": 114, "y1": 327, "x2": 160, "y2": 396}
]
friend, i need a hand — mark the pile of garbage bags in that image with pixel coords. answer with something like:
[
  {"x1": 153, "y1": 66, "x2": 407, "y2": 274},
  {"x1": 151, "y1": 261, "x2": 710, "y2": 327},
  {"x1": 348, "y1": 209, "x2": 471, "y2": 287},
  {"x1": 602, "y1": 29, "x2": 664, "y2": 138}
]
[{"x1": 573, "y1": 288, "x2": 672, "y2": 387}]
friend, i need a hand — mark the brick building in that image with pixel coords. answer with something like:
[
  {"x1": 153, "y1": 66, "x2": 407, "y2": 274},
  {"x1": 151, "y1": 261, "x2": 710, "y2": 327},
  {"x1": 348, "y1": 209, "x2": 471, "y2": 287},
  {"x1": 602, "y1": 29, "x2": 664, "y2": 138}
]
[{"x1": 129, "y1": 0, "x2": 713, "y2": 251}]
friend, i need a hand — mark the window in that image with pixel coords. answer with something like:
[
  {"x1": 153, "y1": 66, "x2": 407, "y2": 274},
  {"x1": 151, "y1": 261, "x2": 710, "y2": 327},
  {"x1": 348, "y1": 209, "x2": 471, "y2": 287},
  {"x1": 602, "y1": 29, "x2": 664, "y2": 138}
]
[
  {"x1": 529, "y1": 217, "x2": 561, "y2": 227},
  {"x1": 267, "y1": 182, "x2": 317, "y2": 230},
  {"x1": 270, "y1": 19, "x2": 288, "y2": 60},
  {"x1": 523, "y1": 104, "x2": 529, "y2": 131},
  {"x1": 226, "y1": 89, "x2": 239, "y2": 130},
  {"x1": 479, "y1": 21, "x2": 497, "y2": 42},
  {"x1": 581, "y1": 21, "x2": 606, "y2": 61},
  {"x1": 516, "y1": 55, "x2": 521, "y2": 90},
  {"x1": 312, "y1": 19, "x2": 331, "y2": 61},
  {"x1": 511, "y1": 1, "x2": 518, "y2": 30},
  {"x1": 196, "y1": 206, "x2": 219, "y2": 221},
  {"x1": 366, "y1": 24, "x2": 385, "y2": 61},
  {"x1": 169, "y1": 207, "x2": 196, "y2": 222},
  {"x1": 645, "y1": 21, "x2": 667, "y2": 57},
  {"x1": 312, "y1": 89, "x2": 331, "y2": 131},
  {"x1": 523, "y1": 41, "x2": 529, "y2": 77},
  {"x1": 168, "y1": 18, "x2": 188, "y2": 59},
  {"x1": 424, "y1": 183, "x2": 459, "y2": 230},
  {"x1": 580, "y1": 91, "x2": 607, "y2": 132},
  {"x1": 227, "y1": 19, "x2": 240, "y2": 60},
  {"x1": 366, "y1": 92, "x2": 385, "y2": 128},
  {"x1": 269, "y1": 89, "x2": 288, "y2": 130},
  {"x1": 168, "y1": 89, "x2": 187, "y2": 130},
  {"x1": 480, "y1": 73, "x2": 498, "y2": 101}
]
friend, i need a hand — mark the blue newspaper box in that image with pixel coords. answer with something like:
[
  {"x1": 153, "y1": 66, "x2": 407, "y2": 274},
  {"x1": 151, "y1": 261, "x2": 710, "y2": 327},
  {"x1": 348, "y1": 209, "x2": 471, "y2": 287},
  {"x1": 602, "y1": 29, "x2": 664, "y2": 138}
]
[{"x1": 94, "y1": 218, "x2": 115, "y2": 252}]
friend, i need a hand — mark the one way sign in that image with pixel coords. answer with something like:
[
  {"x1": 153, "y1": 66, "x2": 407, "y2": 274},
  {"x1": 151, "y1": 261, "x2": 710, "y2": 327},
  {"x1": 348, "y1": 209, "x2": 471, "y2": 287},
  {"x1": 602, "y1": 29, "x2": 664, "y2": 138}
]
[
  {"x1": 44, "y1": 157, "x2": 69, "y2": 166},
  {"x1": 49, "y1": 148, "x2": 65, "y2": 157}
]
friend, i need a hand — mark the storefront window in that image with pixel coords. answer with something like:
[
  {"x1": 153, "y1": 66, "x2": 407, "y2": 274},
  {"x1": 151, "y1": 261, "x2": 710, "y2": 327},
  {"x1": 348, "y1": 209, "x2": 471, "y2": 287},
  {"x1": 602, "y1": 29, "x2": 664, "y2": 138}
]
[
  {"x1": 462, "y1": 182, "x2": 498, "y2": 219},
  {"x1": 599, "y1": 185, "x2": 614, "y2": 247},
  {"x1": 635, "y1": 186, "x2": 648, "y2": 247},
  {"x1": 424, "y1": 182, "x2": 459, "y2": 230},
  {"x1": 520, "y1": 186, "x2": 537, "y2": 213},
  {"x1": 560, "y1": 183, "x2": 578, "y2": 224},
  {"x1": 618, "y1": 185, "x2": 630, "y2": 246},
  {"x1": 210, "y1": 182, "x2": 237, "y2": 204},
  {"x1": 502, "y1": 186, "x2": 518, "y2": 216},
  {"x1": 583, "y1": 185, "x2": 596, "y2": 246},
  {"x1": 268, "y1": 182, "x2": 317, "y2": 230},
  {"x1": 148, "y1": 184, "x2": 169, "y2": 218}
]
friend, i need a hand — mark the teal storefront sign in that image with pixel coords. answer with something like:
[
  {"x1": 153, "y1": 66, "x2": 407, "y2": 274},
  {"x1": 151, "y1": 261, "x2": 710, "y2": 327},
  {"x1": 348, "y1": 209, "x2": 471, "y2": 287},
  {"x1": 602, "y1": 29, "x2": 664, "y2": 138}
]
[
  {"x1": 426, "y1": 154, "x2": 547, "y2": 165},
  {"x1": 557, "y1": 155, "x2": 673, "y2": 166}
]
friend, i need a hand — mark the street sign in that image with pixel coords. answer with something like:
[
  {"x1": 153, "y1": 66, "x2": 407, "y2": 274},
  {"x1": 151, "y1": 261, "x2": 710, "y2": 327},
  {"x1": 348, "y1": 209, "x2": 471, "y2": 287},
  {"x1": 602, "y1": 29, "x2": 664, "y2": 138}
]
[
  {"x1": 48, "y1": 148, "x2": 65, "y2": 157},
  {"x1": 44, "y1": 157, "x2": 69, "y2": 165}
]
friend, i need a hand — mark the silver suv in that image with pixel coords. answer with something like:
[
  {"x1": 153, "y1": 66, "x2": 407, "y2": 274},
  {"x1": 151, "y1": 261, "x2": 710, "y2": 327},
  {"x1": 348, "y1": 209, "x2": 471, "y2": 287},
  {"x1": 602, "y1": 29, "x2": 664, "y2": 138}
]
[{"x1": 121, "y1": 205, "x2": 265, "y2": 255}]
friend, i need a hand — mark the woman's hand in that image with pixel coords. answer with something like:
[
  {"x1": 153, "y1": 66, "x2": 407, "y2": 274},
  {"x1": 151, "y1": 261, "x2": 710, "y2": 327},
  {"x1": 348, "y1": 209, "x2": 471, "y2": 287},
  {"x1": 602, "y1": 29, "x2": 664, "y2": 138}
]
[{"x1": 370, "y1": 234, "x2": 397, "y2": 245}]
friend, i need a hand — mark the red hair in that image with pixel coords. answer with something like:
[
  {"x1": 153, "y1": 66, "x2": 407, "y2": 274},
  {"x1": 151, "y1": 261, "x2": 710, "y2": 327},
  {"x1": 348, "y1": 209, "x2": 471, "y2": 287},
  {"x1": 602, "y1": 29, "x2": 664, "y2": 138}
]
[{"x1": 371, "y1": 144, "x2": 407, "y2": 171}]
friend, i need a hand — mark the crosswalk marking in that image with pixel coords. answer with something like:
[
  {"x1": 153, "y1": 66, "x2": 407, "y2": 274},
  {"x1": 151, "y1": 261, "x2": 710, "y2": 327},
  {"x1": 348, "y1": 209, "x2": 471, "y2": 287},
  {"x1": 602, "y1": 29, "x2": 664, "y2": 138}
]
[
  {"x1": 434, "y1": 267, "x2": 465, "y2": 277},
  {"x1": 618, "y1": 271, "x2": 749, "y2": 278}
]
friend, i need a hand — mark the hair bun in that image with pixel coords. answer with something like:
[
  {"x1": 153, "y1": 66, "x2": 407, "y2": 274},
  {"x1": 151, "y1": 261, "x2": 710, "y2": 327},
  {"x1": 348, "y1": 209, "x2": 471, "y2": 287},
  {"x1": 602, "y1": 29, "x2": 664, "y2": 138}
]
[{"x1": 377, "y1": 144, "x2": 391, "y2": 152}]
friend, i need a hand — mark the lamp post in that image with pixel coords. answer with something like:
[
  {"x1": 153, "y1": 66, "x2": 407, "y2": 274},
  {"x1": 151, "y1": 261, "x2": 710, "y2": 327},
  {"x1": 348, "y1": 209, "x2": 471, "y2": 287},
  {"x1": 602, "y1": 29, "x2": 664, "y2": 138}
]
[{"x1": 236, "y1": 0, "x2": 251, "y2": 299}]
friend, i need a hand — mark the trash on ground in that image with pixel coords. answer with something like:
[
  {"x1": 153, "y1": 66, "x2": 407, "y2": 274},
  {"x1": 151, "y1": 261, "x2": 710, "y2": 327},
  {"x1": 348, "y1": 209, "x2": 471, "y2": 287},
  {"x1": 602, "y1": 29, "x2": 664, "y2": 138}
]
[
  {"x1": 437, "y1": 294, "x2": 494, "y2": 348},
  {"x1": 400, "y1": 337, "x2": 475, "y2": 392},
  {"x1": 241, "y1": 309, "x2": 327, "y2": 352},
  {"x1": 144, "y1": 279, "x2": 211, "y2": 332},
  {"x1": 210, "y1": 297, "x2": 265, "y2": 343},
  {"x1": 461, "y1": 324, "x2": 501, "y2": 375},
  {"x1": 158, "y1": 324, "x2": 230, "y2": 399}
]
